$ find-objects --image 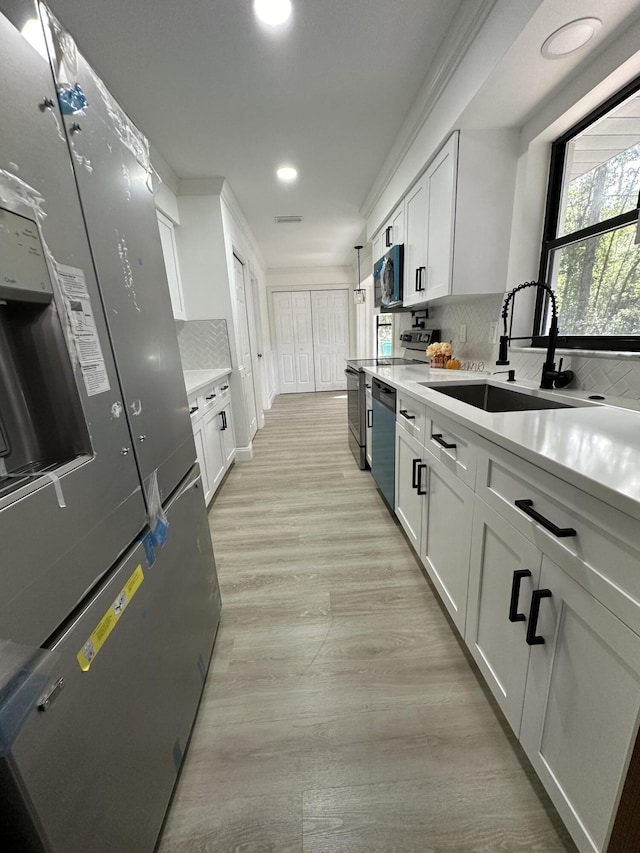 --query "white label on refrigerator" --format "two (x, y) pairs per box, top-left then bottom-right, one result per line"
(57, 263), (111, 396)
